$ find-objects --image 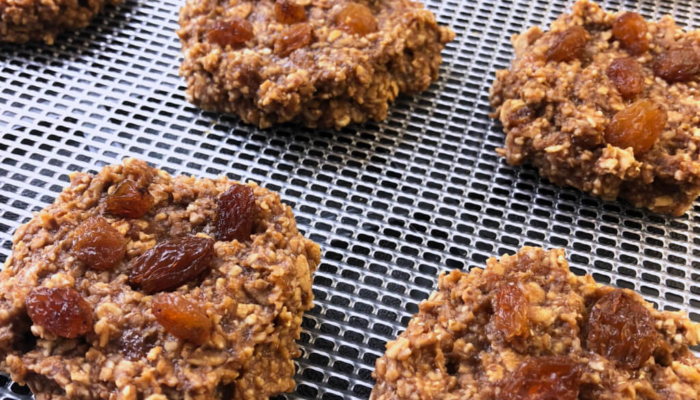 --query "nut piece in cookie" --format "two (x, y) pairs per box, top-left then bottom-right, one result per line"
(0, 0), (122, 44)
(0, 158), (321, 400)
(177, 0), (455, 129)
(371, 247), (700, 400)
(490, 0), (700, 215)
